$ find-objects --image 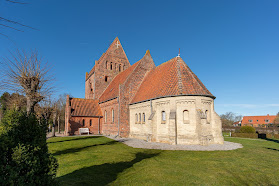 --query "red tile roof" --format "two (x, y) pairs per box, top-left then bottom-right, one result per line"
(70, 98), (102, 117)
(242, 115), (276, 125)
(131, 57), (214, 103)
(99, 61), (140, 103)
